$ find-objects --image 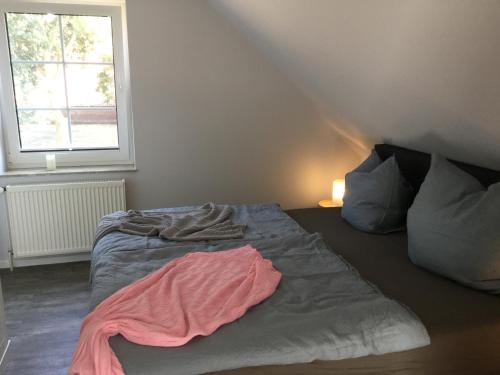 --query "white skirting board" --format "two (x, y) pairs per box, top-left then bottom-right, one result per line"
(0, 339), (10, 368)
